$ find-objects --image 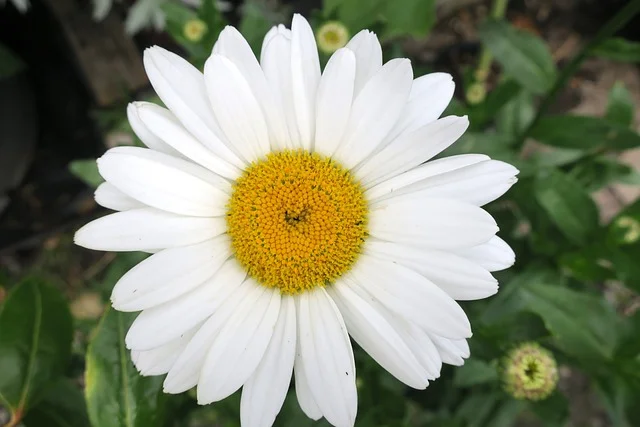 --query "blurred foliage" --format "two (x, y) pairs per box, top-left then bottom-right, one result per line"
(3, 0), (640, 426)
